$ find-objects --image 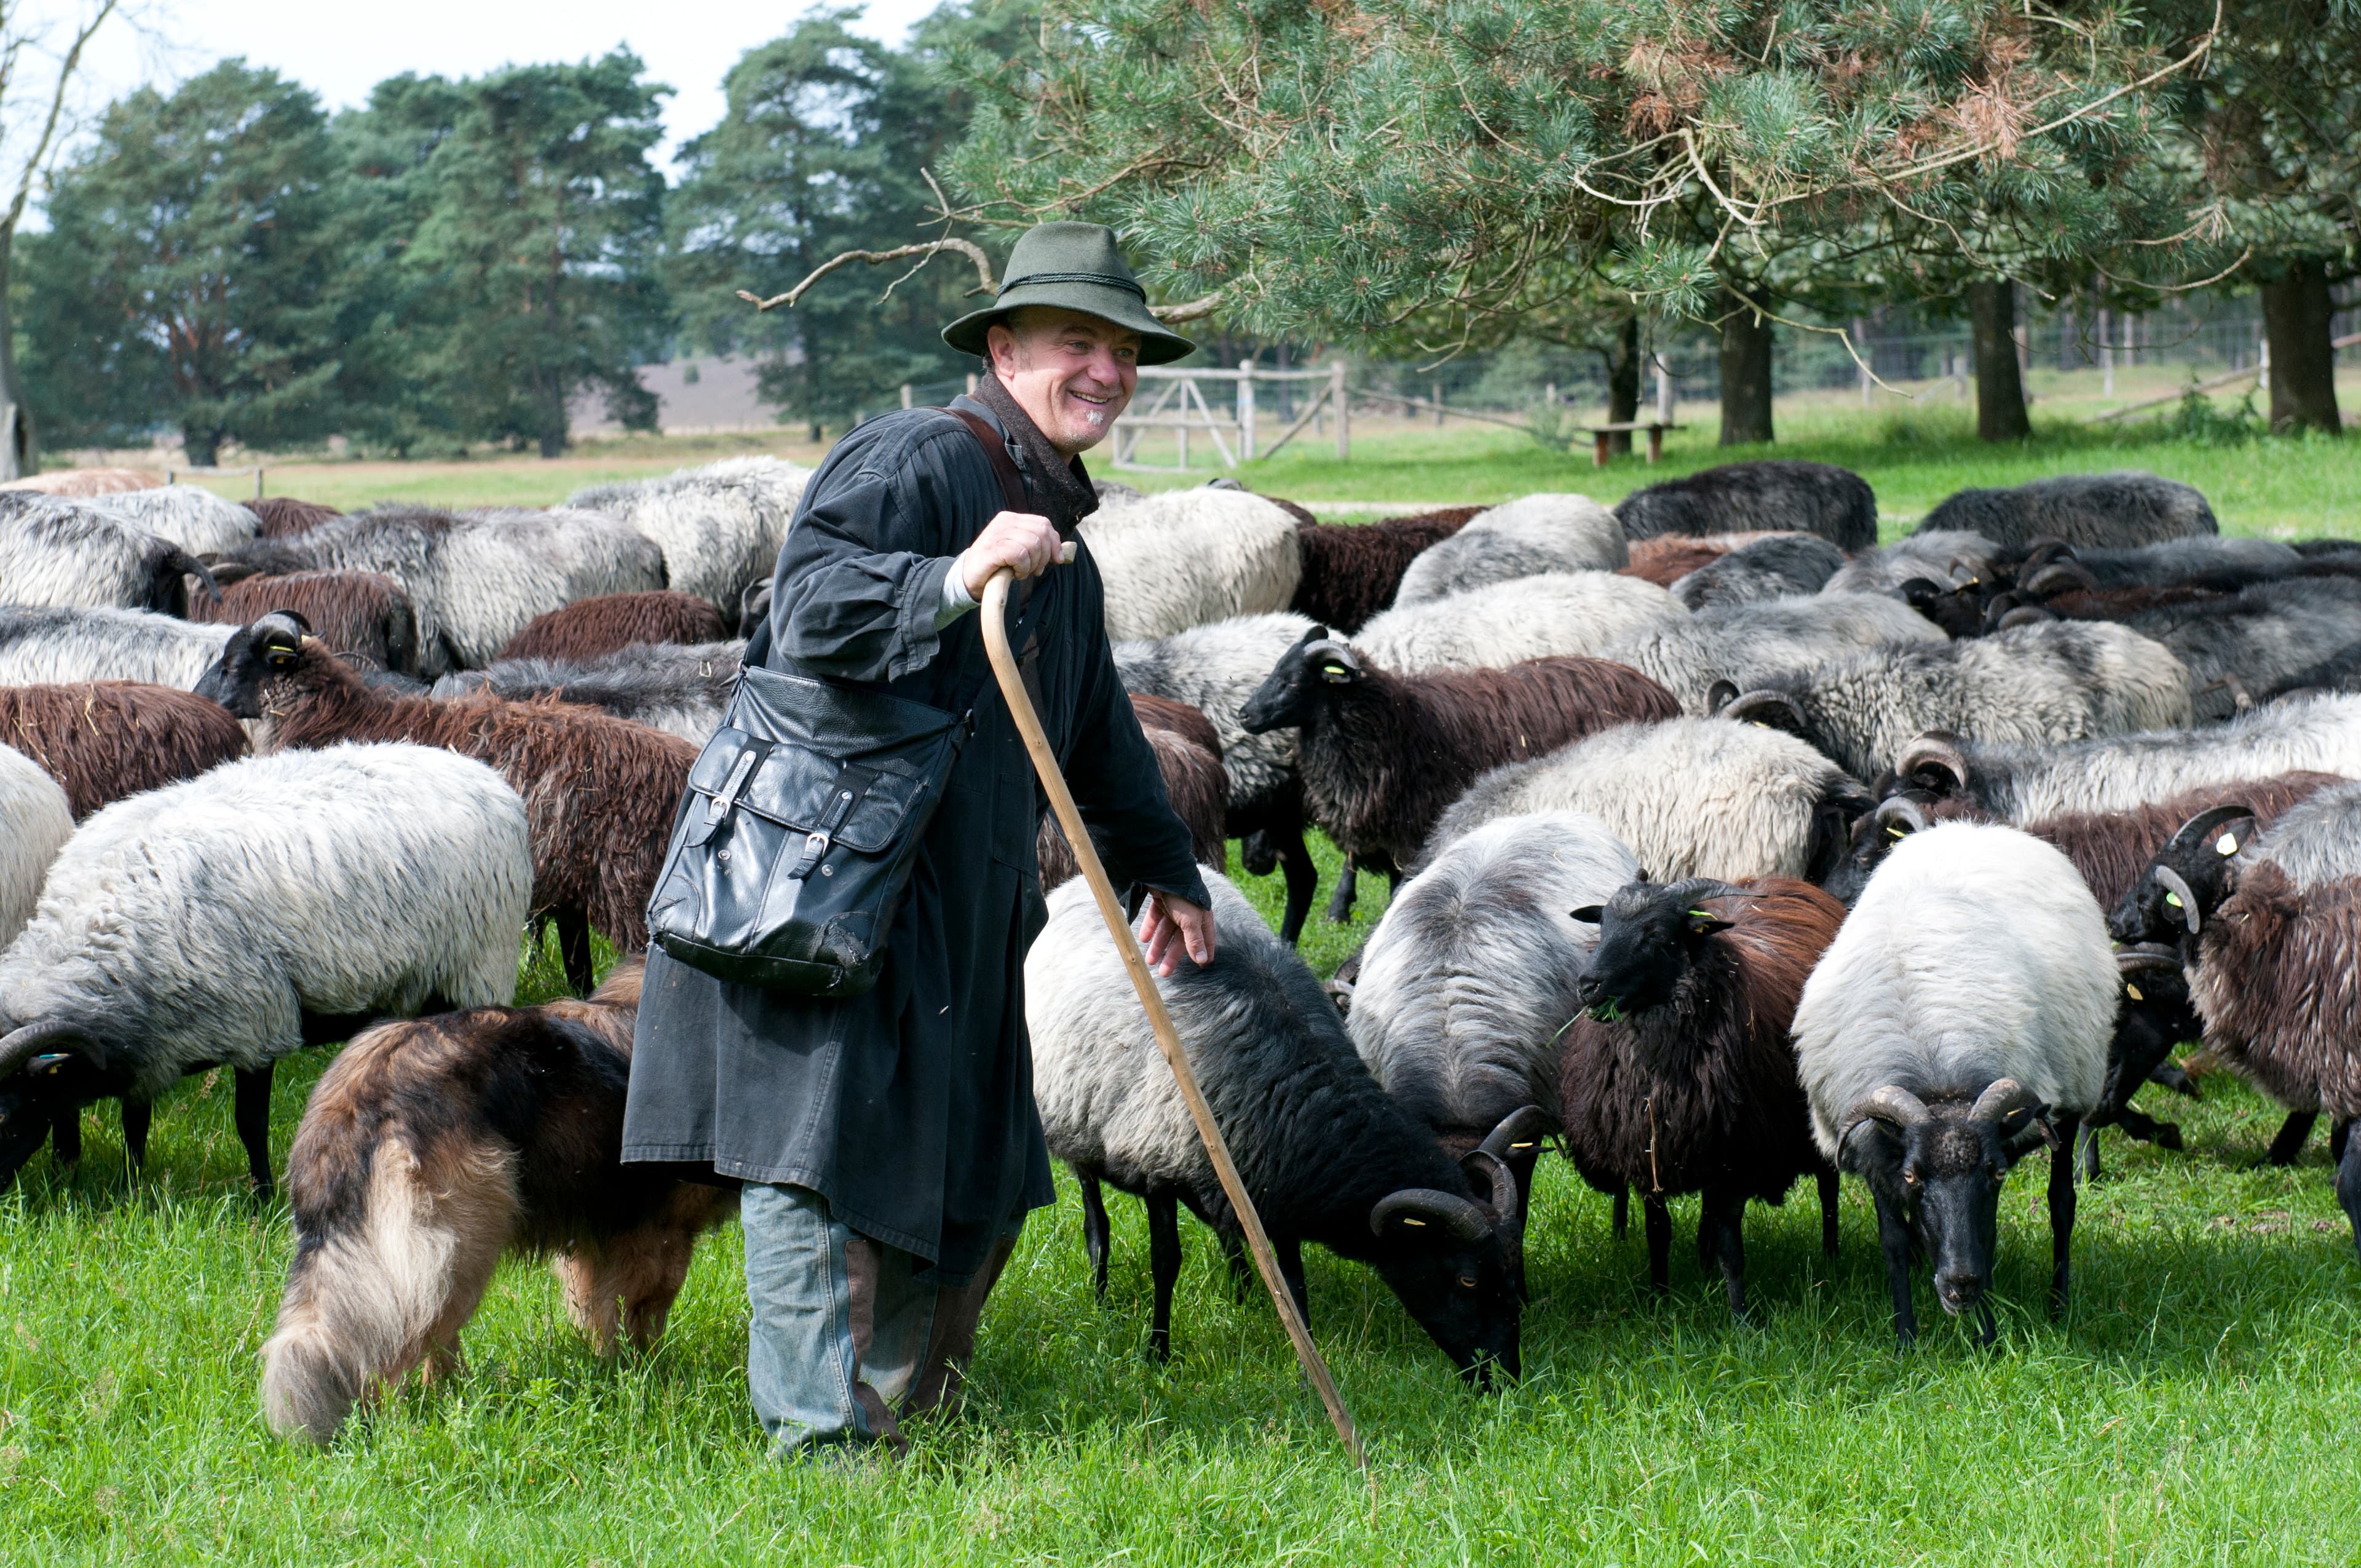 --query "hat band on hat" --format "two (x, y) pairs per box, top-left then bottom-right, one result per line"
(997, 270), (1148, 301)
